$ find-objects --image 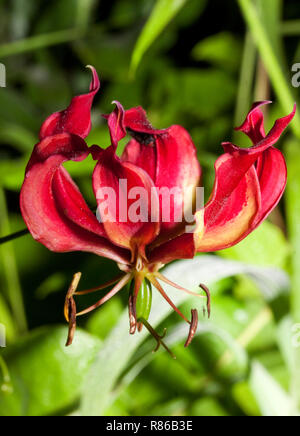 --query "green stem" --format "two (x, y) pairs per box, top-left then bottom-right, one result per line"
(237, 0), (300, 138)
(0, 28), (82, 59)
(0, 188), (27, 333)
(76, 0), (95, 32)
(233, 31), (257, 137)
(0, 229), (29, 245)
